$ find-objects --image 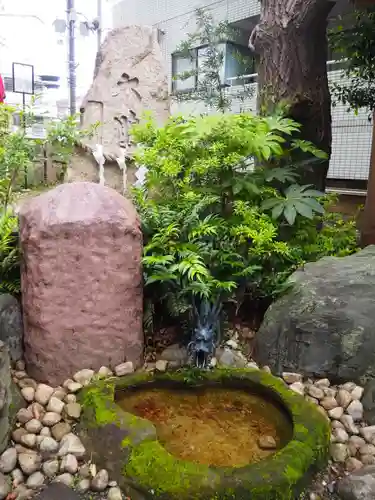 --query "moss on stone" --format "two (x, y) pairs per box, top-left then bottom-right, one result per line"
(79, 368), (330, 499)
